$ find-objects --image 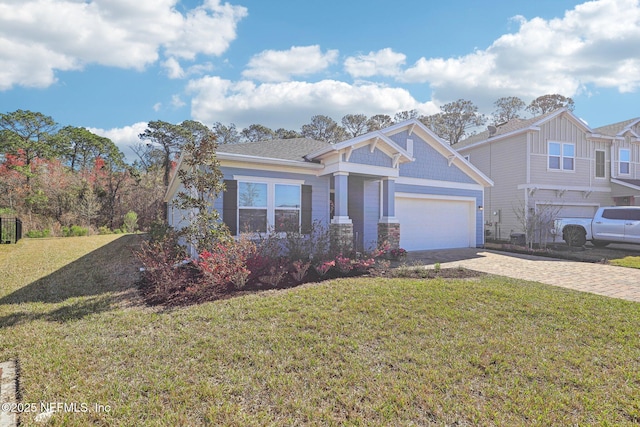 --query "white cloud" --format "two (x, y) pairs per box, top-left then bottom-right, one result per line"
(163, 57), (185, 79)
(398, 0), (640, 98)
(0, 0), (247, 89)
(164, 0), (248, 60)
(153, 102), (162, 112)
(242, 45), (339, 82)
(89, 122), (149, 163)
(186, 76), (438, 129)
(171, 94), (186, 108)
(344, 48), (406, 78)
